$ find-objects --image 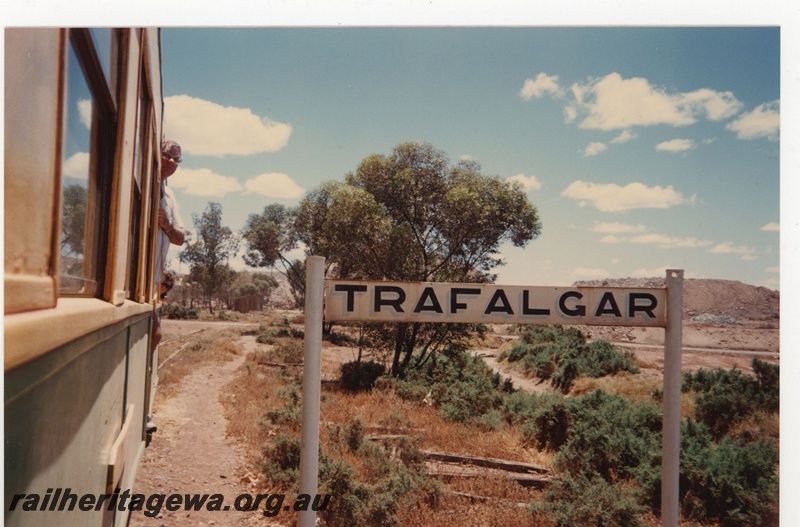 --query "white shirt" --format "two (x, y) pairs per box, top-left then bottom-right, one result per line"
(155, 184), (184, 284)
